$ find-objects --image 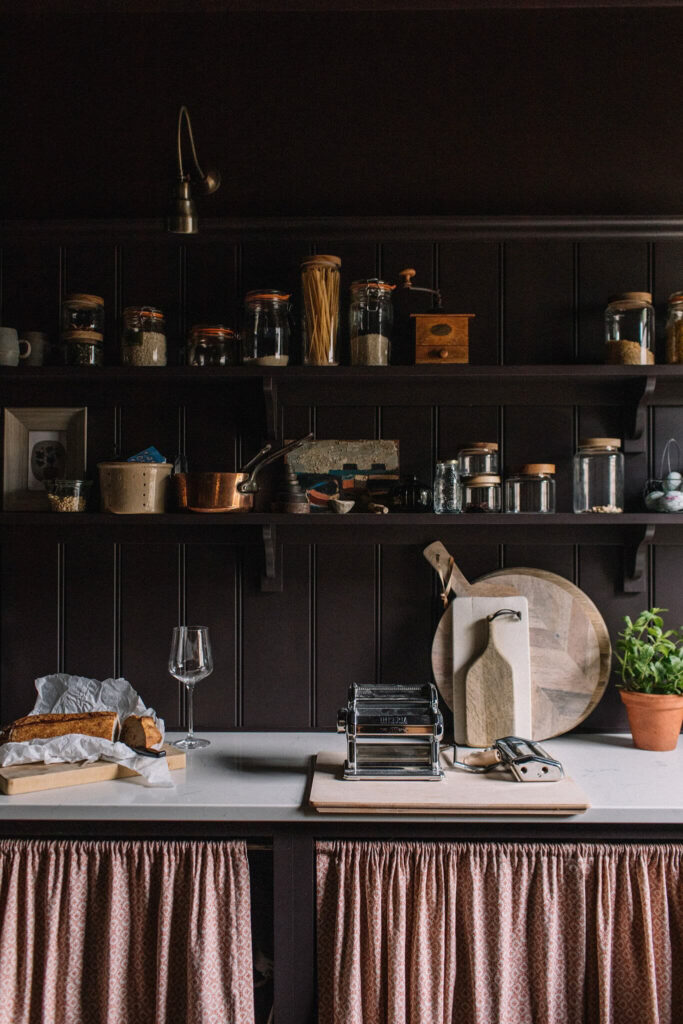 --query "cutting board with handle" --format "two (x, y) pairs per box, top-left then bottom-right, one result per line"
(427, 546), (611, 742)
